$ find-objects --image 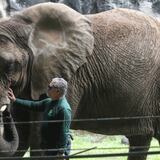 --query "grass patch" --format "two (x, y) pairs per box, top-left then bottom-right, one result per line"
(71, 130), (160, 160)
